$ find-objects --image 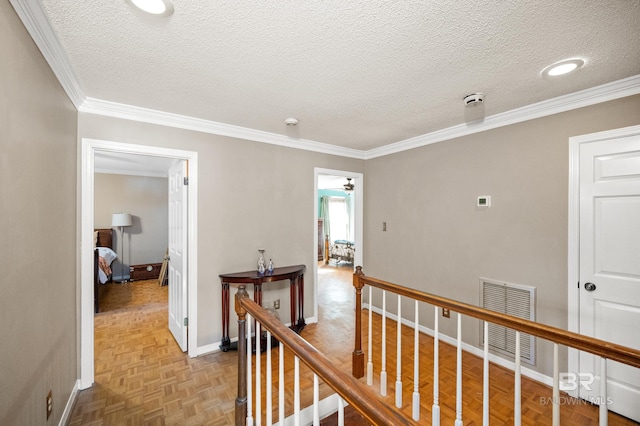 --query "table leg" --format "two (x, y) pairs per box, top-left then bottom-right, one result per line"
(220, 281), (230, 351)
(298, 273), (305, 328)
(289, 278), (296, 328)
(254, 283), (262, 306)
(289, 274), (306, 333)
